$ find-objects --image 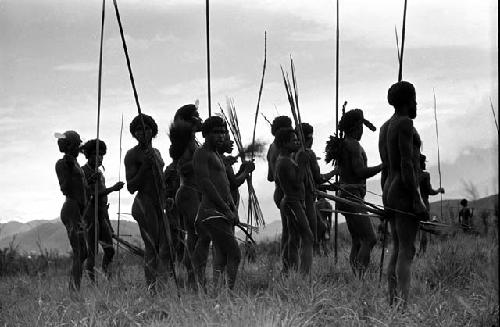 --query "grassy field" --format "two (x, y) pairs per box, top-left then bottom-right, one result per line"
(1, 229), (498, 326)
